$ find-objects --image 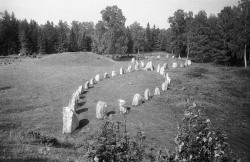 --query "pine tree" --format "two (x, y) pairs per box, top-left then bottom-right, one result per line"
(19, 19), (30, 55)
(68, 28), (77, 52)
